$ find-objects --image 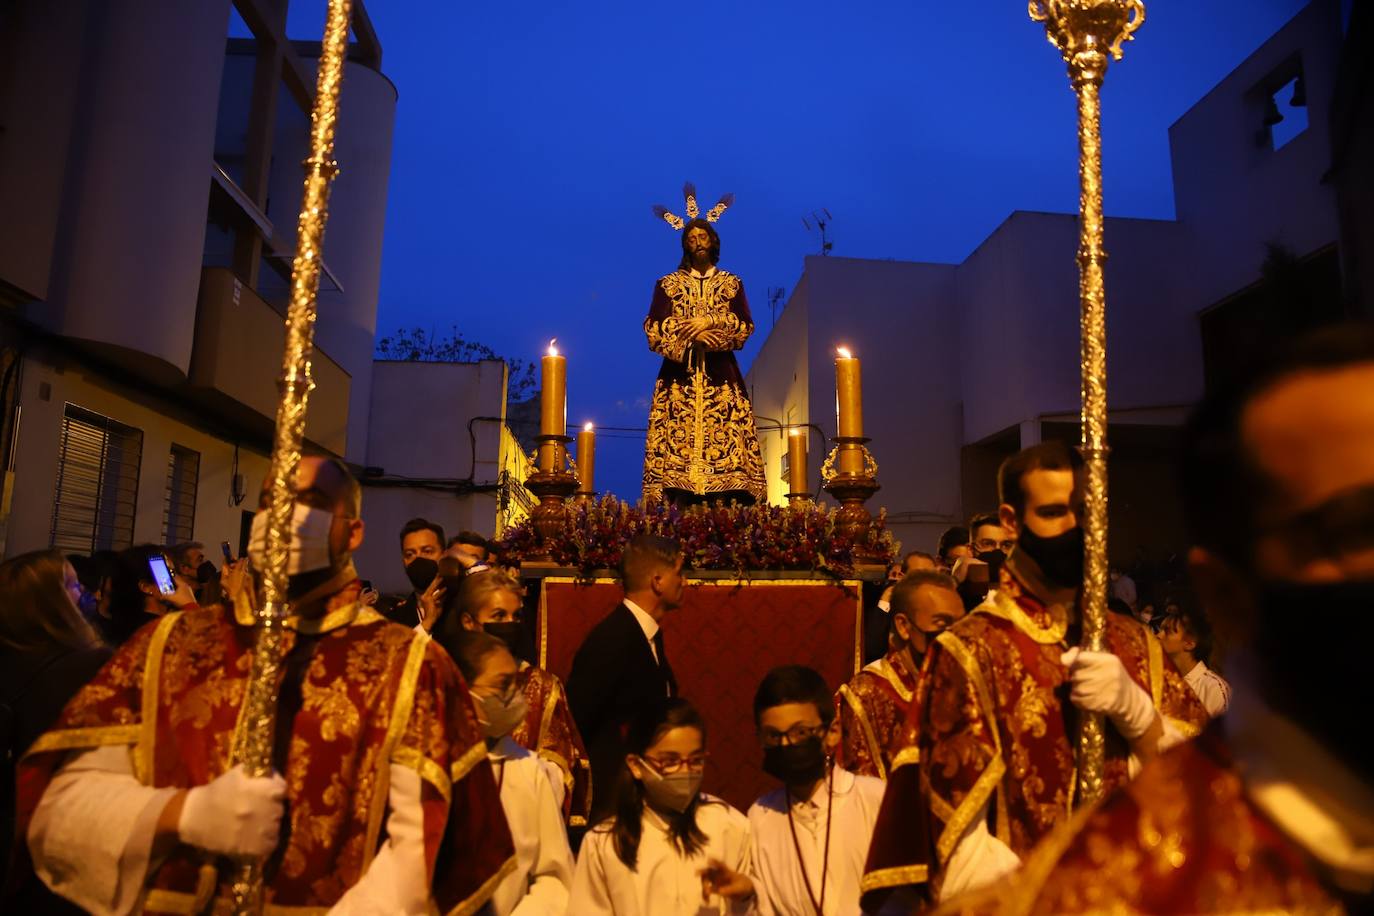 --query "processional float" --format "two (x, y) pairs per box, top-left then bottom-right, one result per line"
(1029, 0), (1146, 806)
(230, 0), (354, 911)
